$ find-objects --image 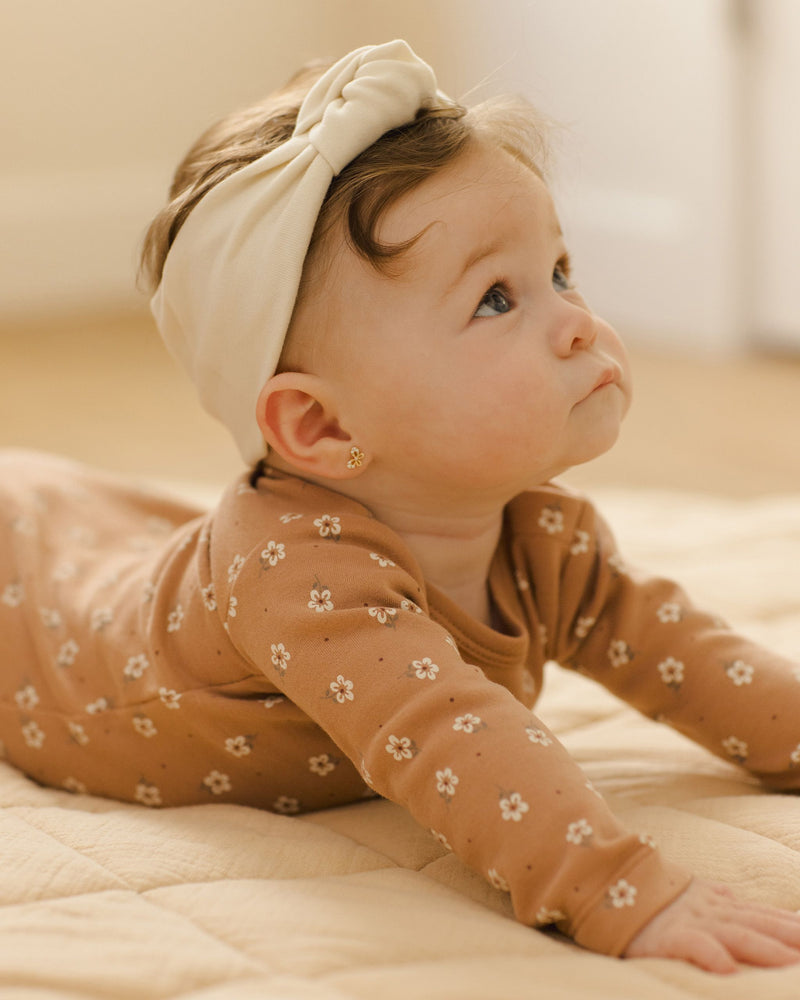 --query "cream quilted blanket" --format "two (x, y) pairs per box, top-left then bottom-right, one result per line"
(3, 486), (800, 999)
